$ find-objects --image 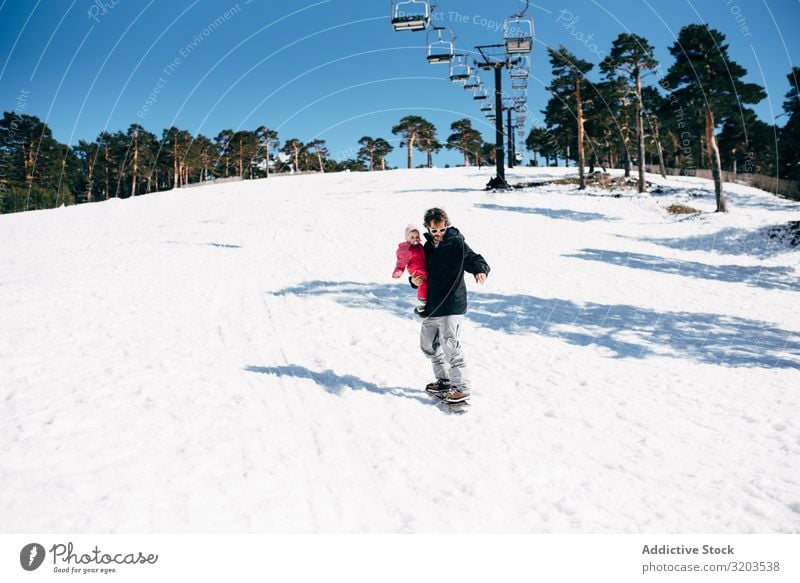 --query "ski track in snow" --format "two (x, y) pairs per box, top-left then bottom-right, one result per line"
(1, 167), (798, 533)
